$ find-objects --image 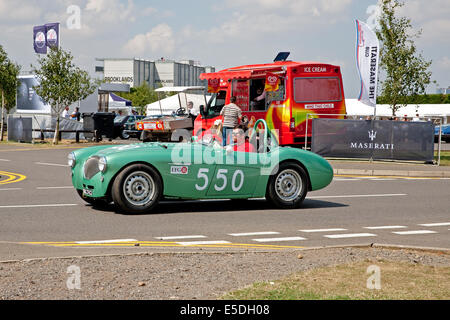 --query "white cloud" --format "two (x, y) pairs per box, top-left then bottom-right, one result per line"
(437, 56), (450, 70)
(202, 0), (354, 44)
(141, 7), (157, 17)
(123, 24), (175, 56)
(84, 0), (136, 23)
(224, 0), (352, 15)
(420, 19), (450, 45)
(0, 0), (42, 21)
(398, 0), (450, 44)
